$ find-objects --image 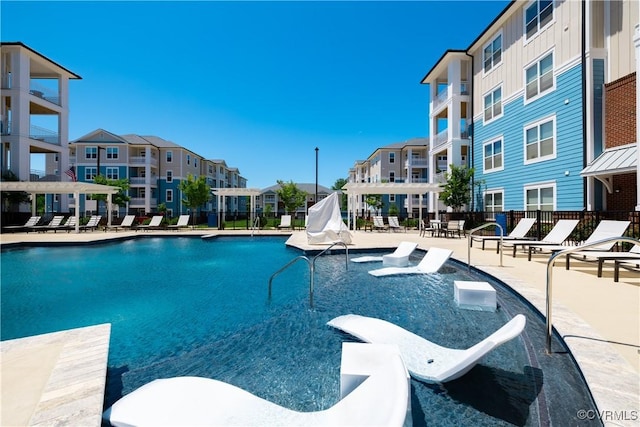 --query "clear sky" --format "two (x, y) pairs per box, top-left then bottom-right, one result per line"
(2, 0), (510, 189)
